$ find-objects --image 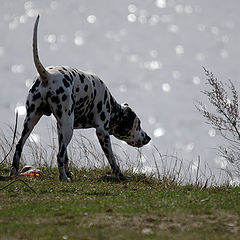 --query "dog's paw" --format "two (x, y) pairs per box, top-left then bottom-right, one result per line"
(66, 177), (72, 183)
(59, 174), (72, 183)
(66, 171), (73, 180)
(117, 172), (129, 181)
